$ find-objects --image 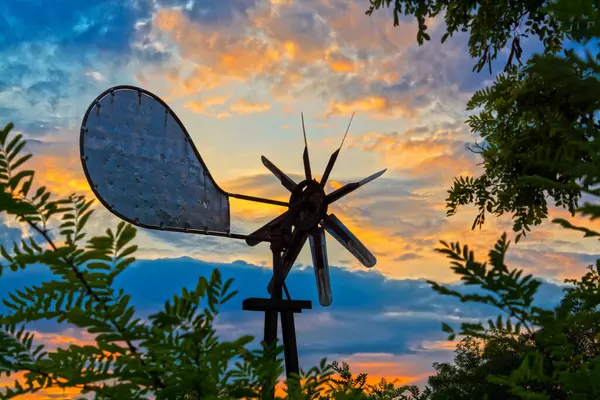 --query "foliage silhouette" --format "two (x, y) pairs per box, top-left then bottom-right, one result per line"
(368, 0), (600, 398)
(367, 0), (600, 242)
